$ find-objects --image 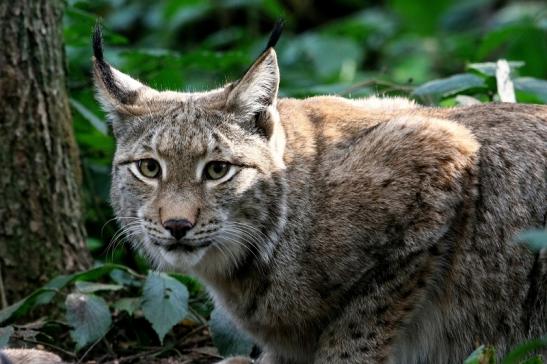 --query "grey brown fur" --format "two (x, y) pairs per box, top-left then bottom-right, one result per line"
(90, 30), (547, 364)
